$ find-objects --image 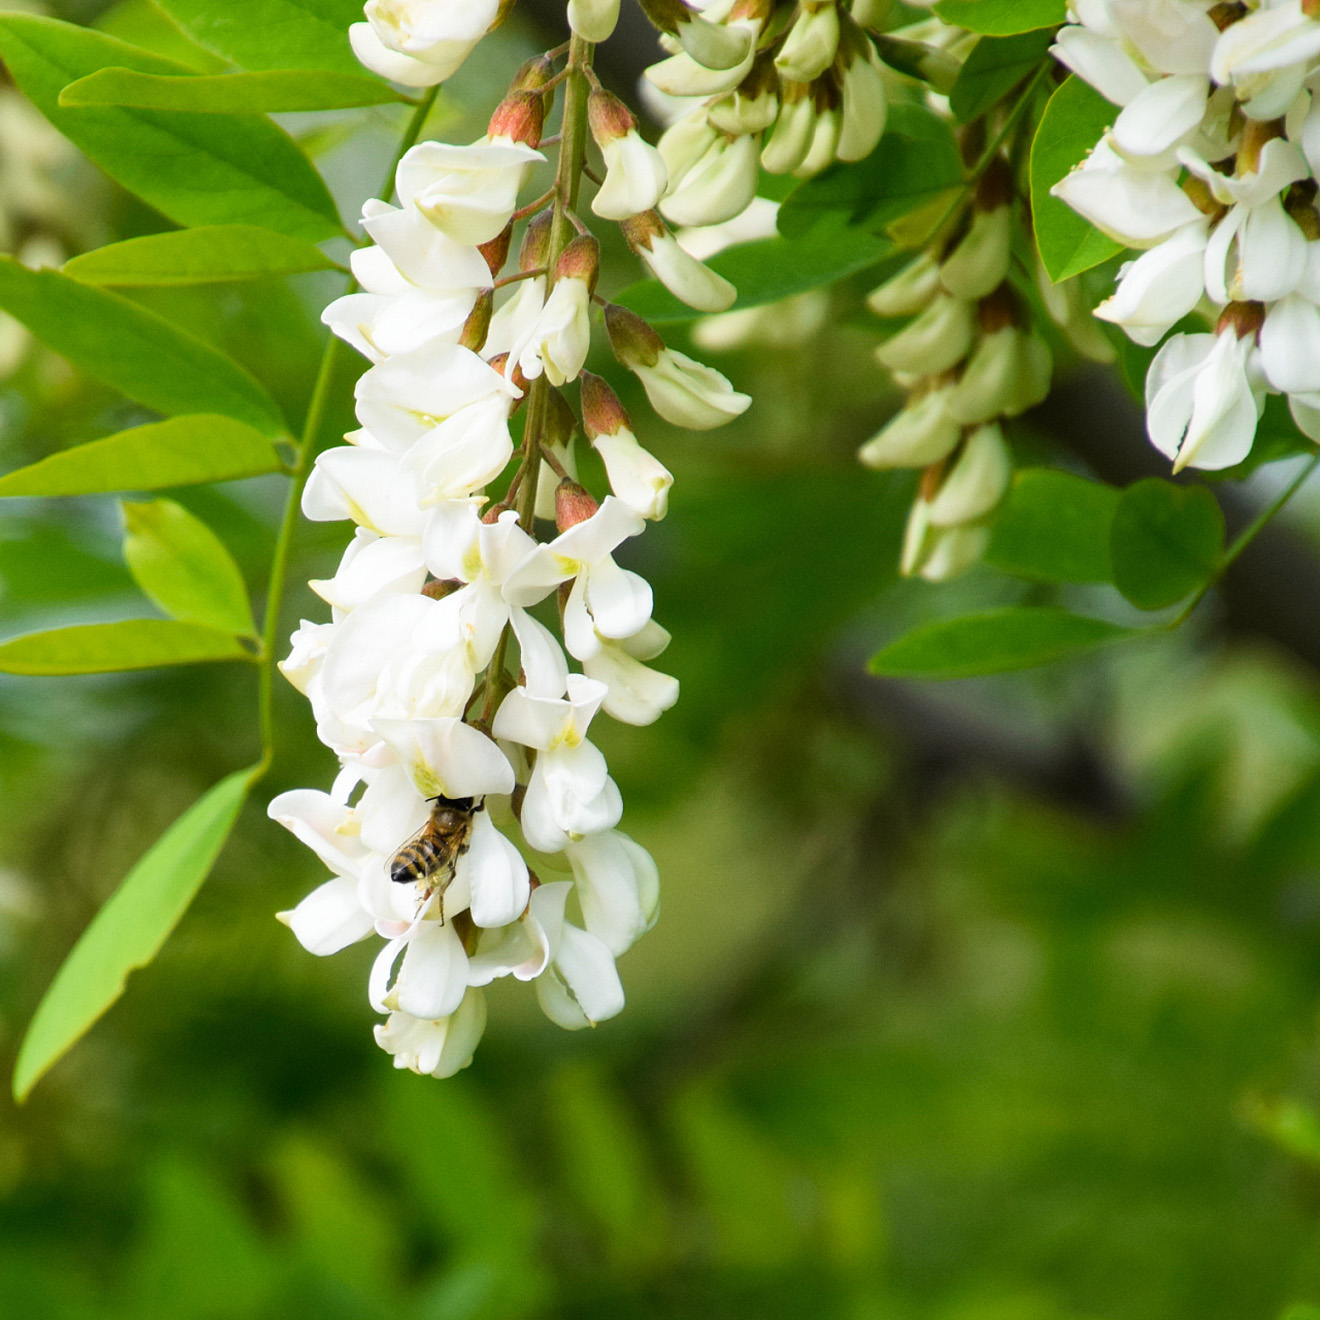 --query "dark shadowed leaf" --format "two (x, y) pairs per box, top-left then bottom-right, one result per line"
(869, 607), (1136, 679)
(986, 468), (1119, 583)
(61, 67), (409, 112)
(0, 15), (343, 241)
(1030, 75), (1124, 282)
(0, 620), (252, 674)
(1110, 478), (1225, 610)
(0, 416), (282, 496)
(0, 259), (286, 436)
(12, 766), (254, 1101)
(949, 30), (1053, 124)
